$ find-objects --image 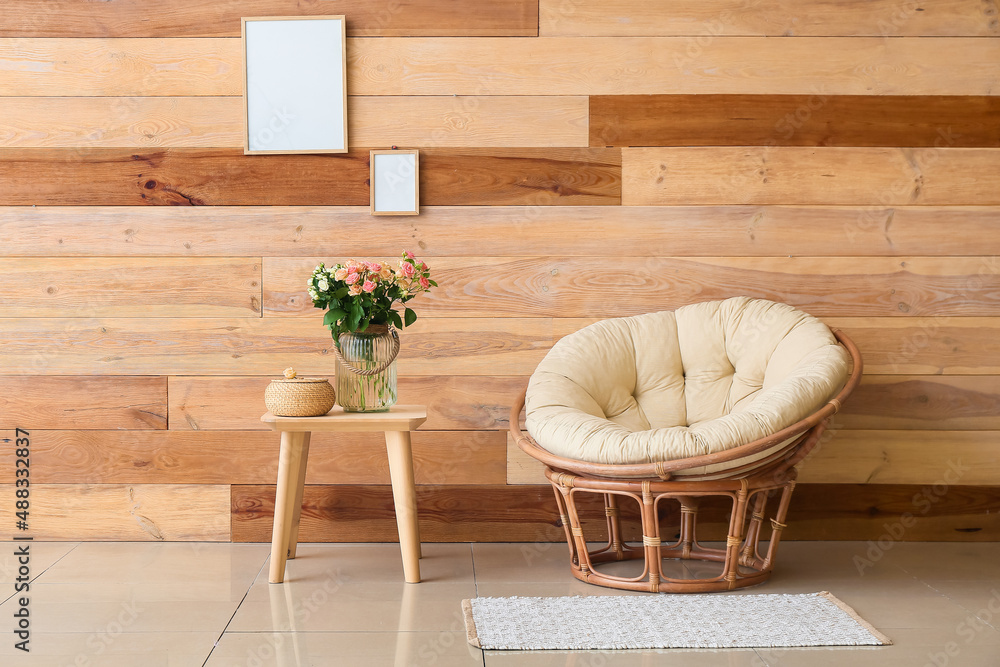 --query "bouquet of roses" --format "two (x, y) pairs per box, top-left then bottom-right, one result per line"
(308, 251), (436, 338)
